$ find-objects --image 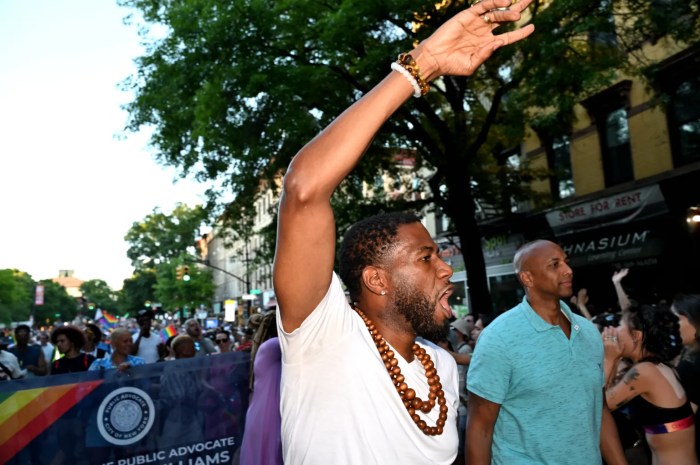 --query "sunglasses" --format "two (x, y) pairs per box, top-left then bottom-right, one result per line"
(215, 338), (229, 344)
